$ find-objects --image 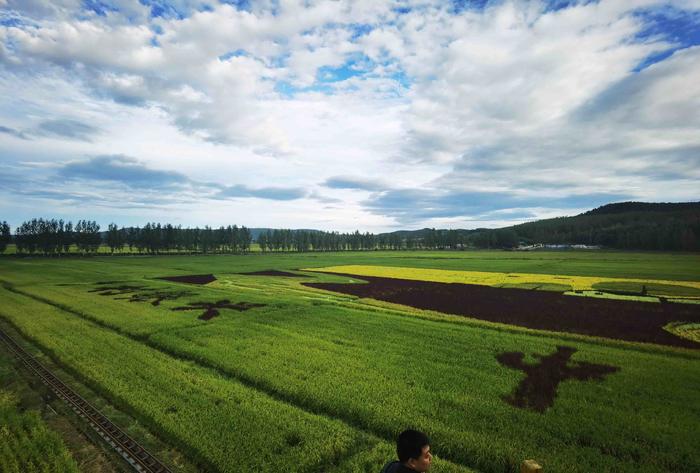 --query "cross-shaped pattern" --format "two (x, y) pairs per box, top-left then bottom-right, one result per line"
(172, 300), (266, 320)
(497, 346), (619, 412)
